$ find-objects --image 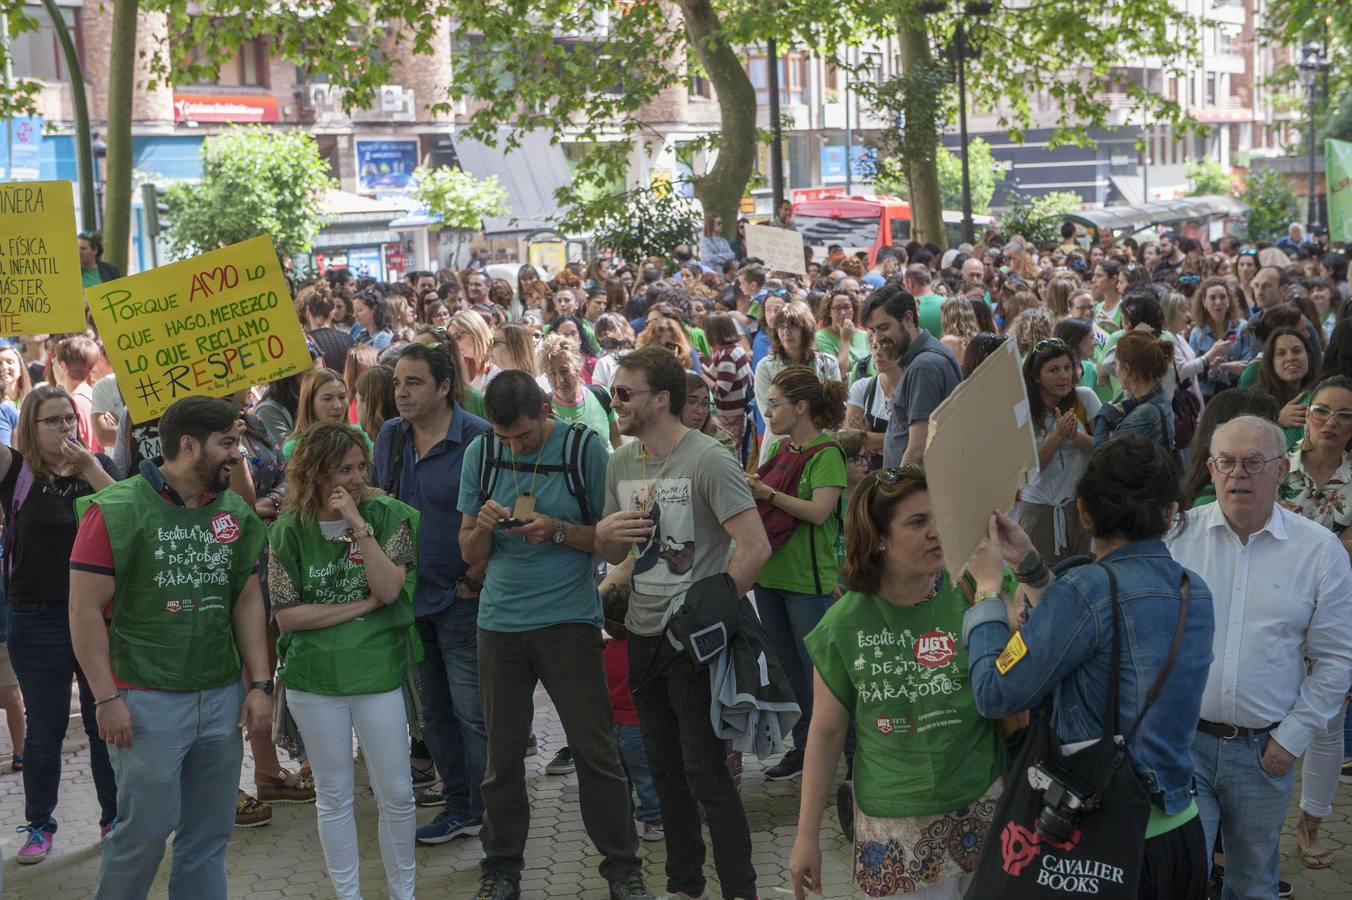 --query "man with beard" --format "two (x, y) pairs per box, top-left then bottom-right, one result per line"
(68, 396), (272, 899)
(595, 347), (770, 900)
(863, 283), (963, 468)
